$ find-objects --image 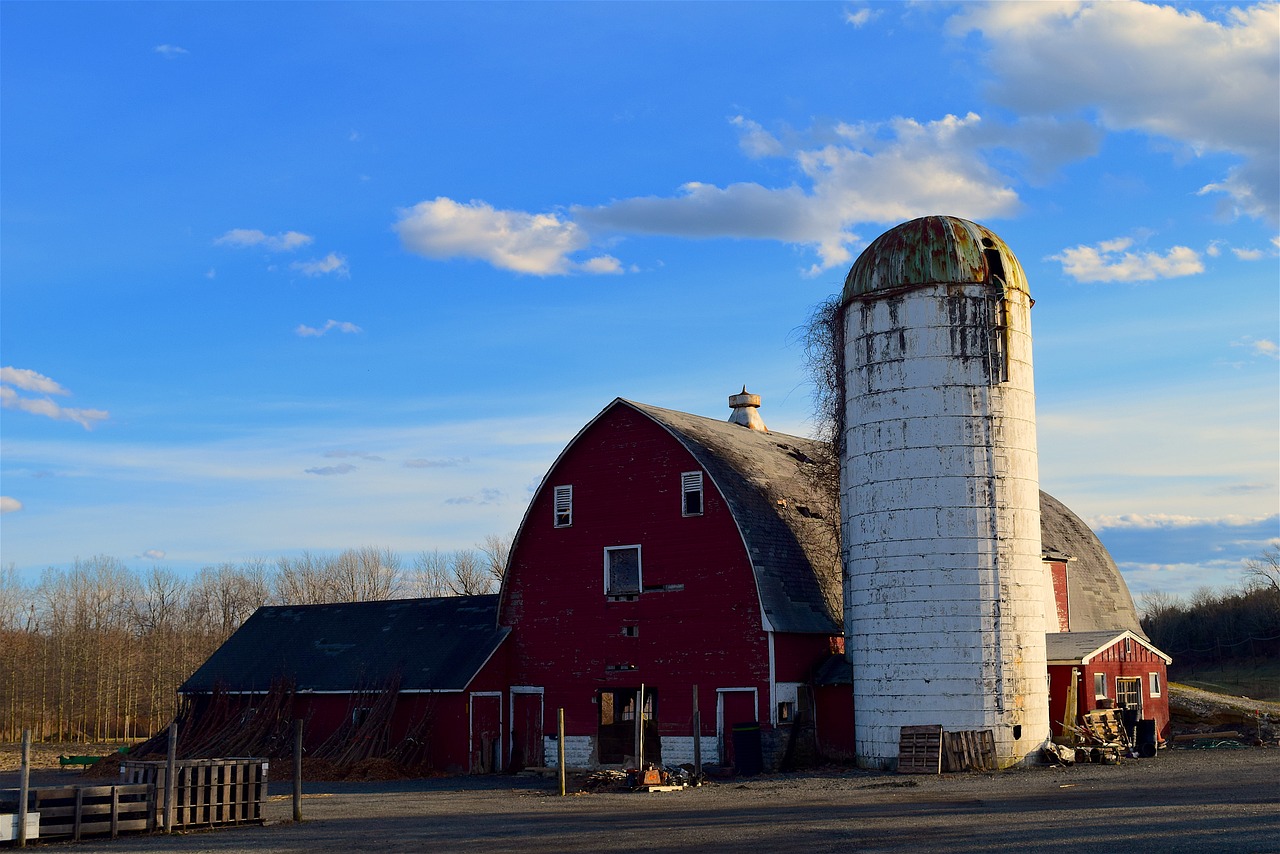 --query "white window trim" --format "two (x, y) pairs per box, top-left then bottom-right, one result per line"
(1149, 672), (1162, 697)
(1093, 672), (1107, 699)
(553, 484), (572, 528)
(604, 544), (642, 597)
(681, 470), (704, 517)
